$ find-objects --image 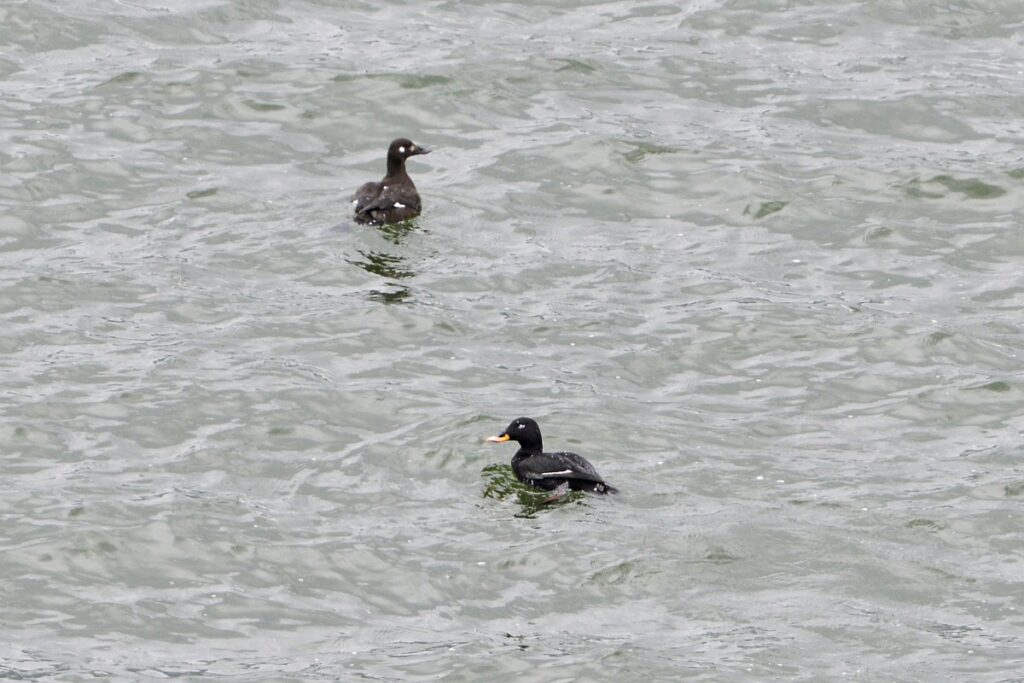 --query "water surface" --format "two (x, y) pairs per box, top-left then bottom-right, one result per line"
(2, 0), (1024, 680)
